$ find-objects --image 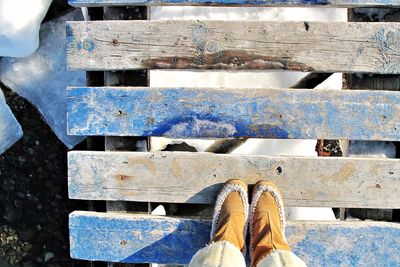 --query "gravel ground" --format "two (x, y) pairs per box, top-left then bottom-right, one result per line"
(0, 2), (89, 266)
